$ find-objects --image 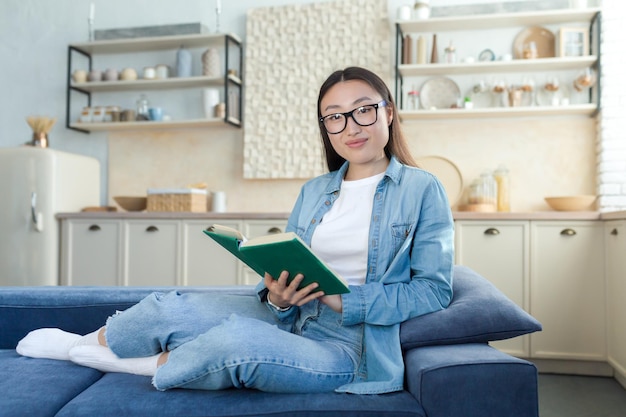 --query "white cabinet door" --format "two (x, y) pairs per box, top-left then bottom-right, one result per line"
(530, 221), (605, 361)
(182, 220), (242, 286)
(240, 220), (289, 286)
(455, 220), (530, 357)
(60, 219), (122, 286)
(605, 220), (626, 386)
(124, 220), (180, 286)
